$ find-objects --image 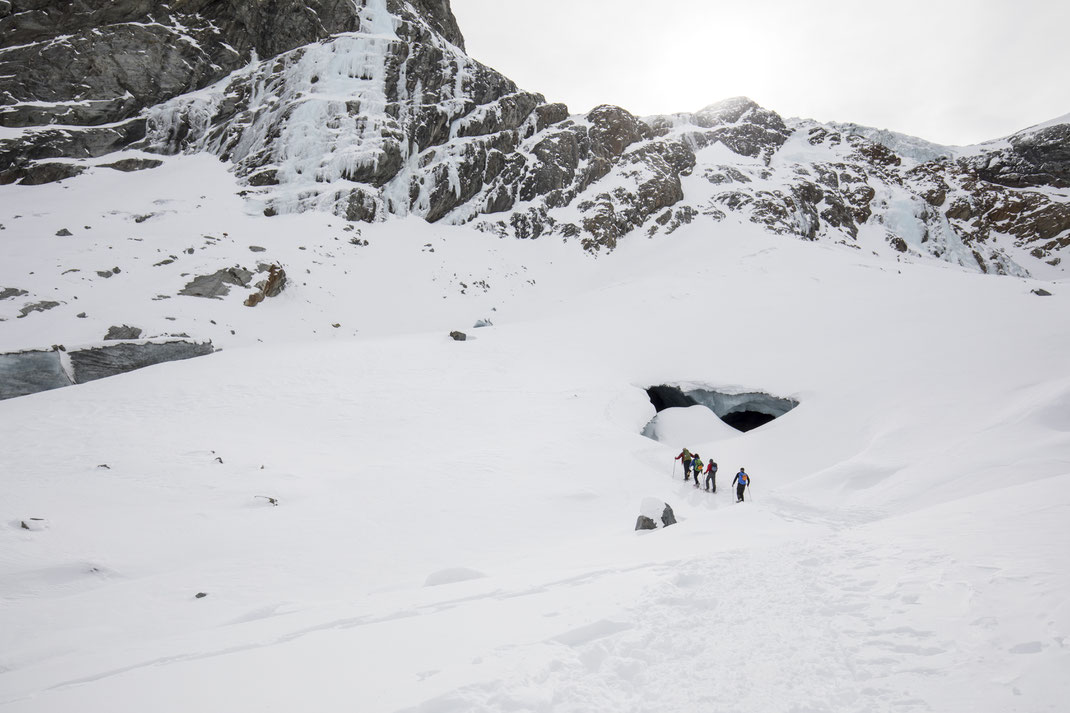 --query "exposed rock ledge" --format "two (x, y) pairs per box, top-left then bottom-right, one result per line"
(0, 339), (215, 400)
